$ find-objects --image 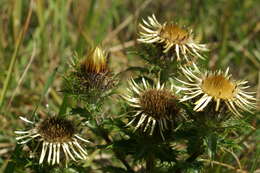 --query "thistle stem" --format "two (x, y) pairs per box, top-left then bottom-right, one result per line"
(146, 154), (155, 173)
